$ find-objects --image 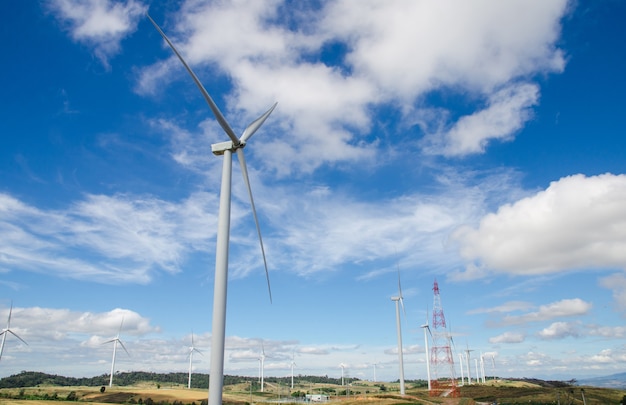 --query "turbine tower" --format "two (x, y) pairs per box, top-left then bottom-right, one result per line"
(259, 344), (266, 392)
(339, 363), (346, 386)
(187, 332), (203, 389)
(458, 353), (465, 385)
(391, 268), (405, 395)
(0, 302), (28, 362)
(464, 346), (474, 384)
(290, 352), (296, 389)
(148, 15), (276, 405)
(429, 279), (459, 397)
(105, 318), (129, 388)
(420, 313), (432, 391)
